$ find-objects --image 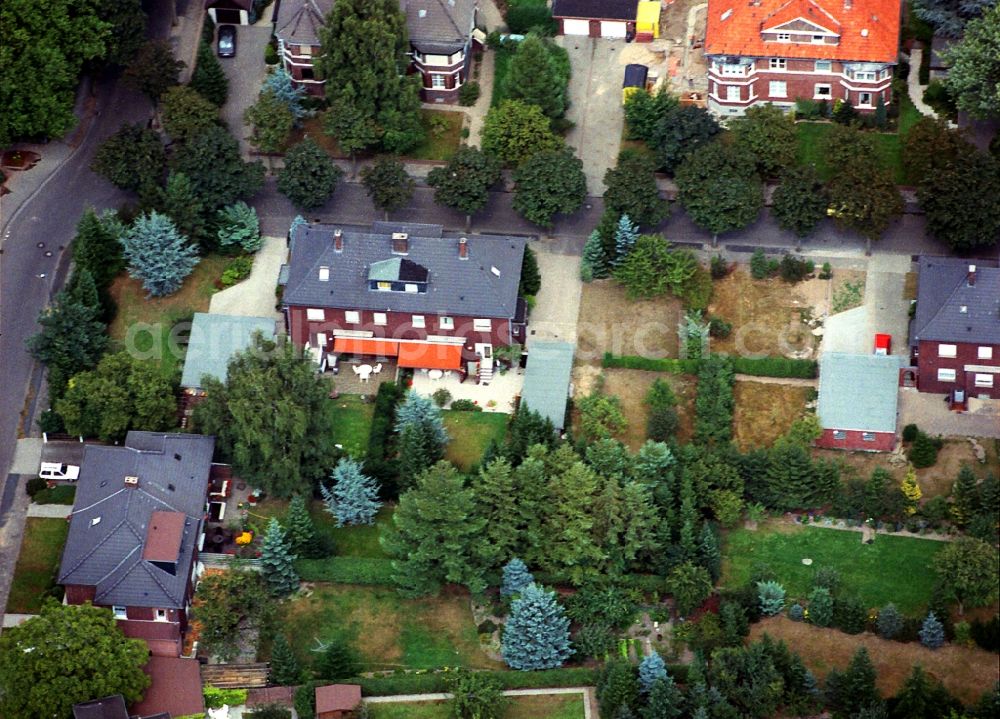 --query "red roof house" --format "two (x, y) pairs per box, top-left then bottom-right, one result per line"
(316, 684), (362, 719)
(704, 0), (901, 116)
